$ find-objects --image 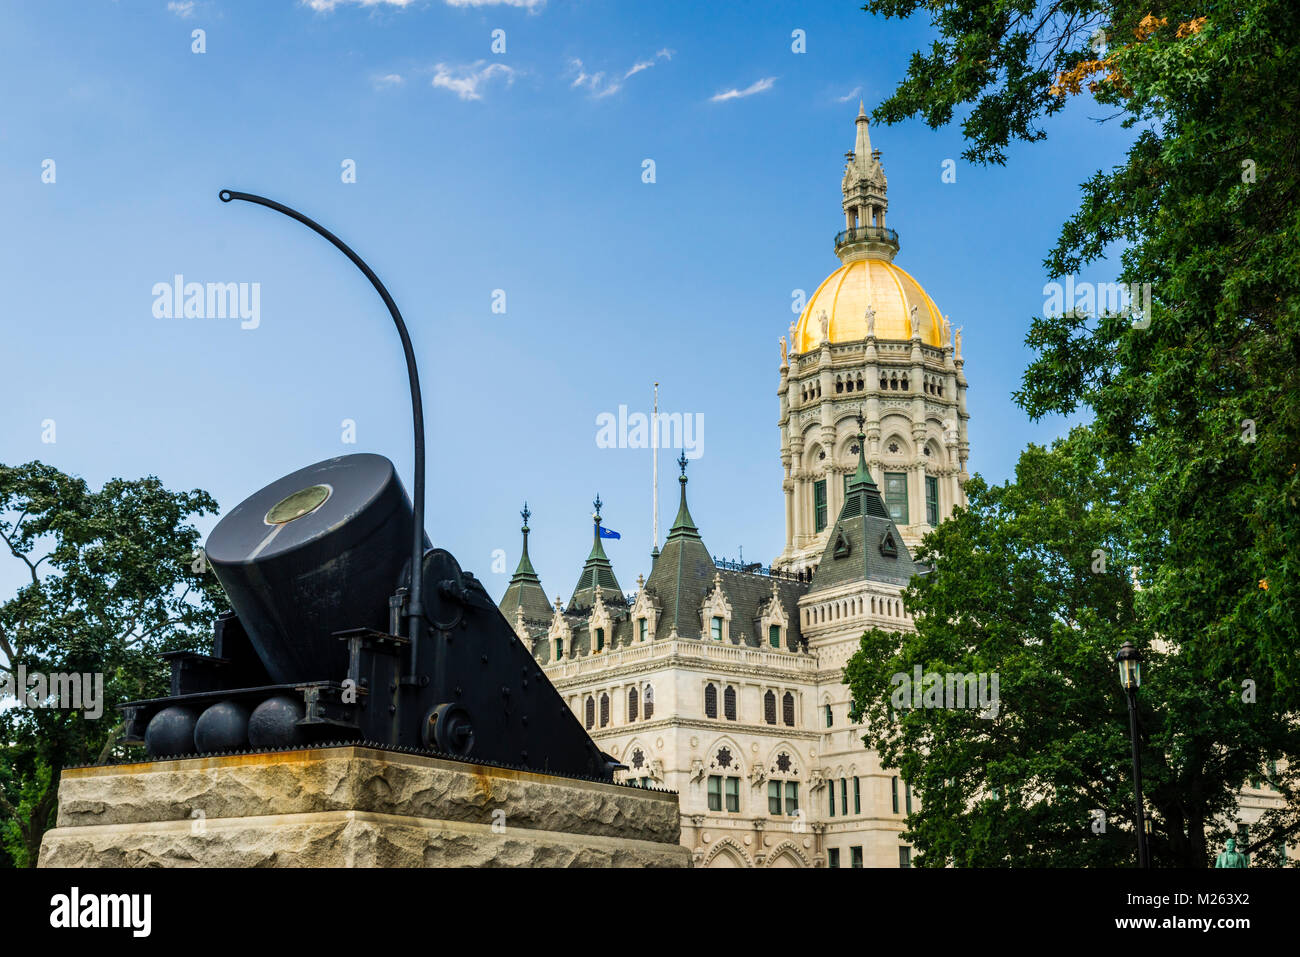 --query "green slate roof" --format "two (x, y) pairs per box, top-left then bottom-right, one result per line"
(808, 427), (922, 591)
(642, 465), (716, 638)
(498, 506), (554, 625)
